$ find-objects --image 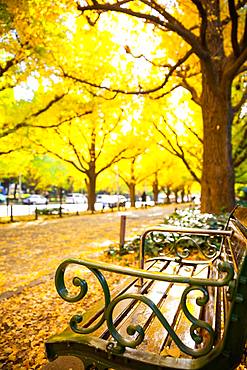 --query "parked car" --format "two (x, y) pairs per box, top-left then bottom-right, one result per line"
(65, 193), (87, 204)
(22, 194), (48, 205)
(0, 194), (6, 203)
(96, 194), (127, 208)
(96, 194), (110, 207)
(114, 195), (128, 207)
